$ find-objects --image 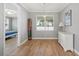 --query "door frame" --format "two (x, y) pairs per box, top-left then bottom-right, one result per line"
(3, 3), (20, 56)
